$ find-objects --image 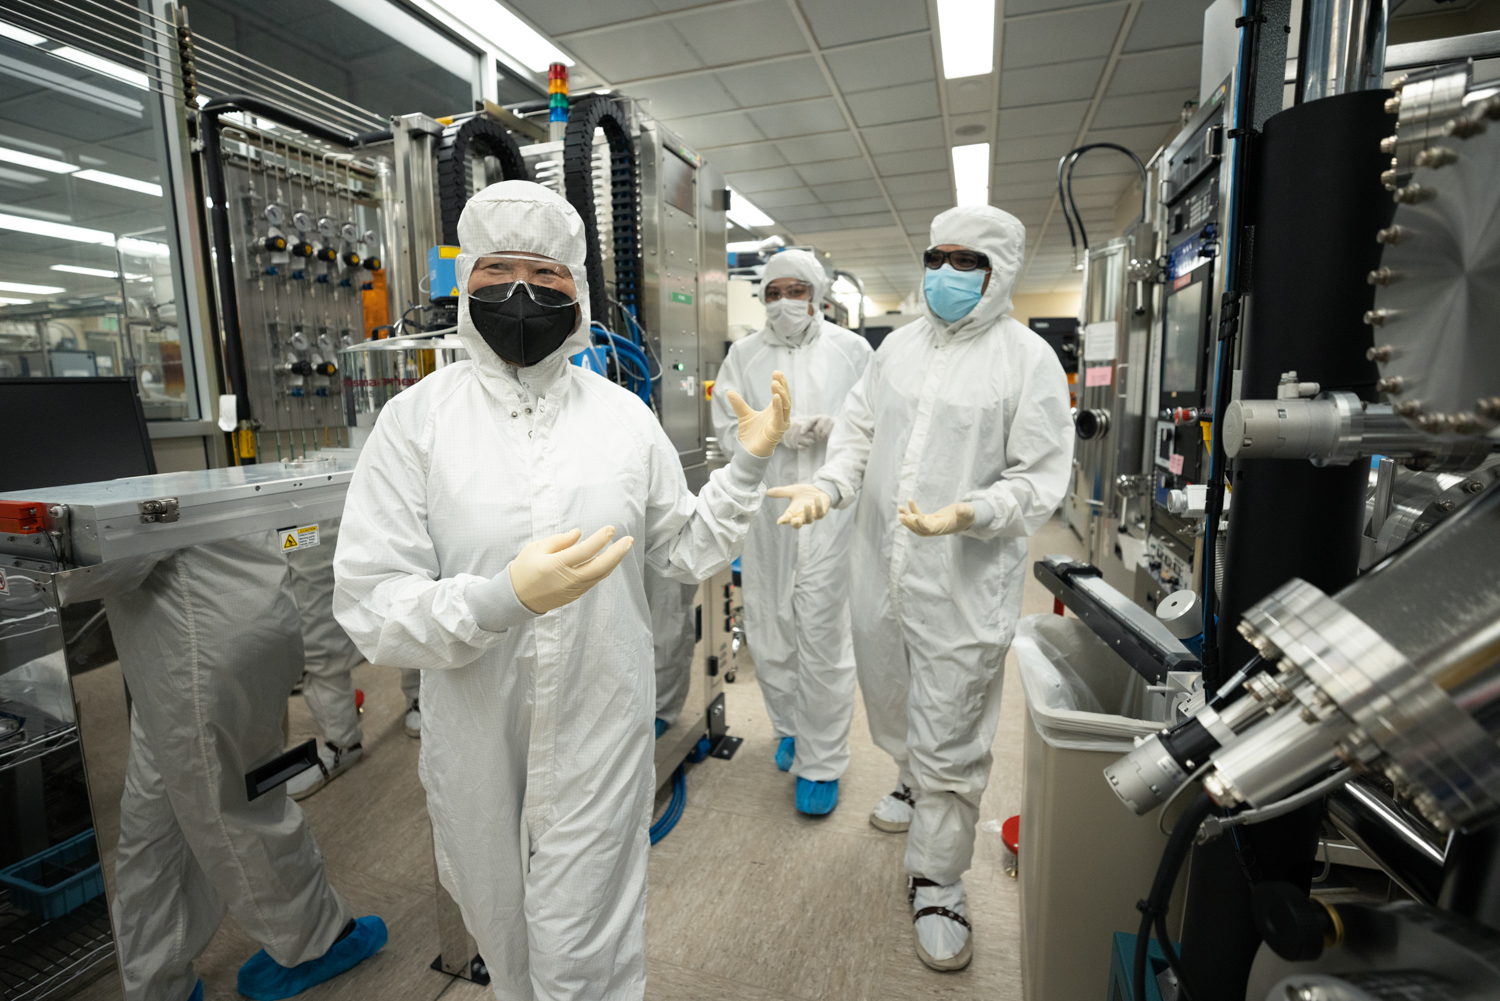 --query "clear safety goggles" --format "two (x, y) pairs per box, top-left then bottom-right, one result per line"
(466, 252), (581, 303)
(763, 280), (813, 302)
(469, 280), (578, 309)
